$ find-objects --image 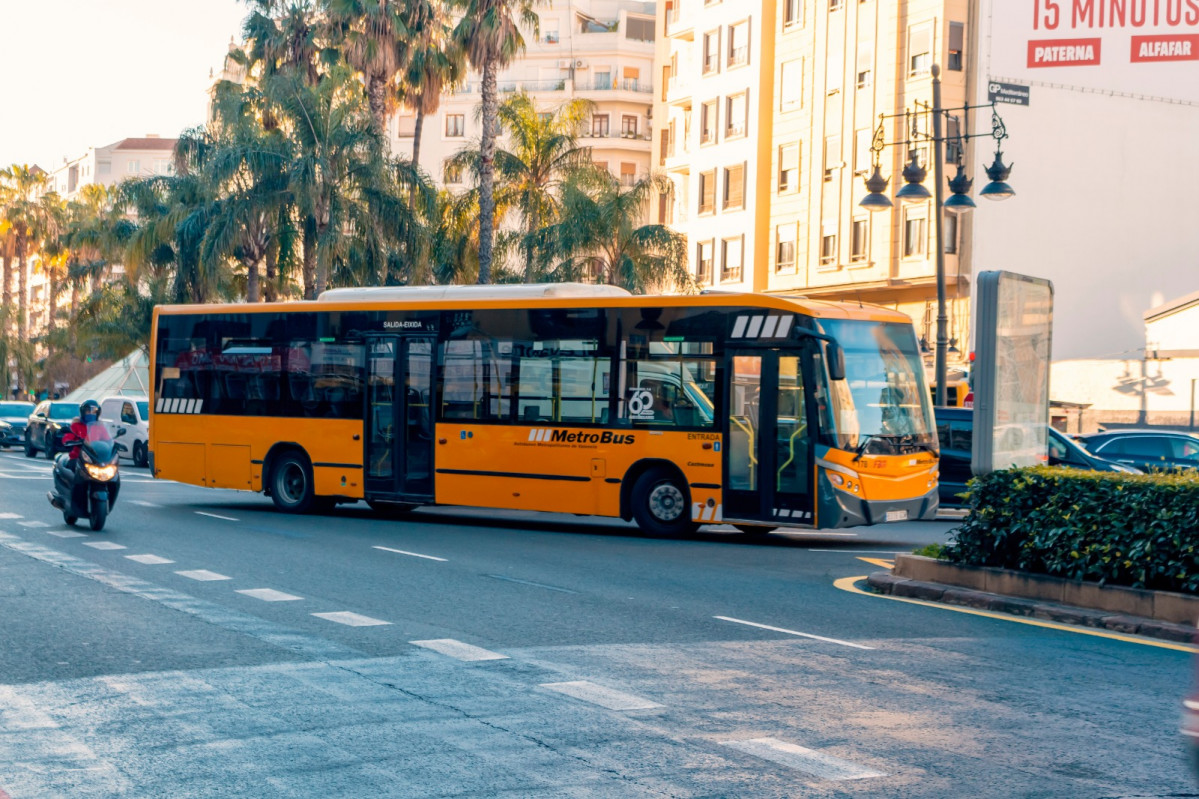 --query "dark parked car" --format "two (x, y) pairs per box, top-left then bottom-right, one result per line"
(935, 407), (1141, 507)
(24, 401), (80, 460)
(0, 400), (35, 448)
(1075, 429), (1199, 473)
